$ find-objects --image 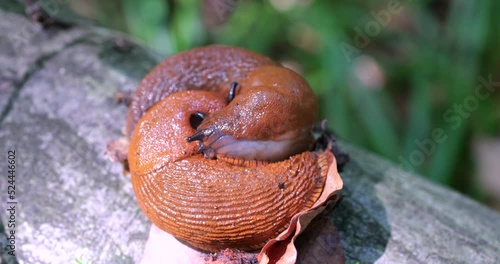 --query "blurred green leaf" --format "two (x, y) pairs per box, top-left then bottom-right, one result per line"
(123, 0), (171, 55)
(170, 0), (204, 52)
(428, 0), (492, 184)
